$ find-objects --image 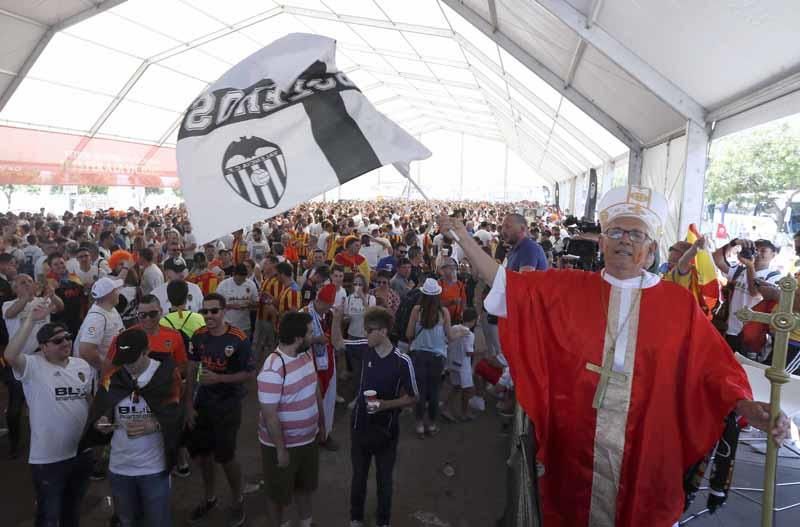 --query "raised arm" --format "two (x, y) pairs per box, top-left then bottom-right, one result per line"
(677, 235), (704, 275)
(437, 213), (499, 285)
(3, 298), (50, 372)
